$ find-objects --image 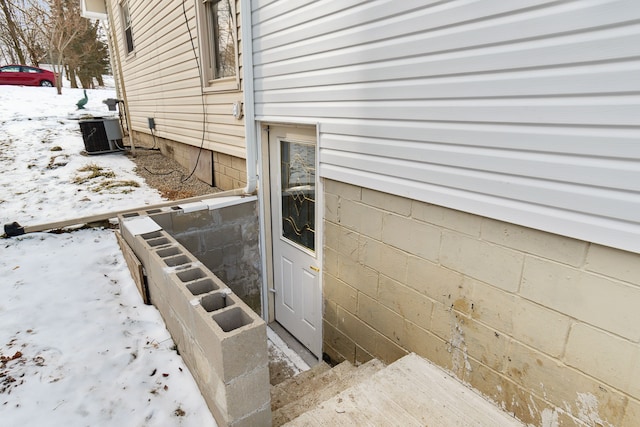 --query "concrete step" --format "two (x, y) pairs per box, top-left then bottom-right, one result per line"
(285, 353), (526, 427)
(271, 360), (332, 411)
(273, 359), (385, 426)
